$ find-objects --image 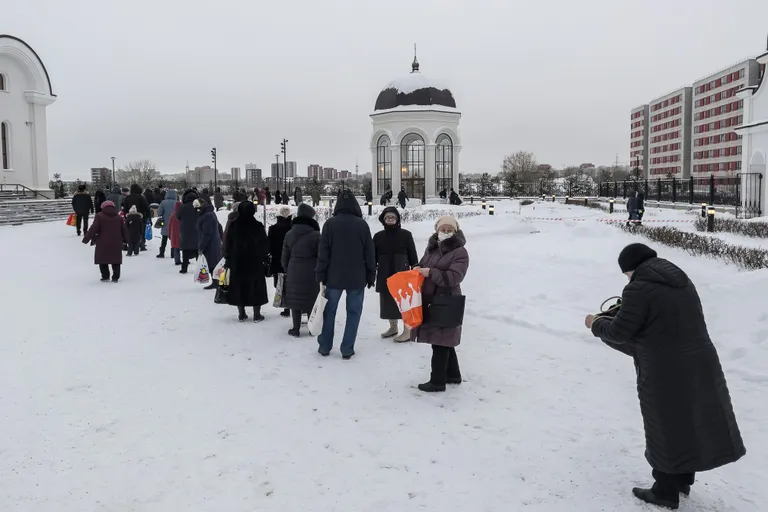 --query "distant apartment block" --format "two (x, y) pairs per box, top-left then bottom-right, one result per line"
(90, 167), (110, 186)
(338, 170), (352, 179)
(691, 60), (762, 183)
(629, 105), (649, 176)
(307, 164), (323, 179)
(631, 57), (766, 184)
(284, 161), (297, 178)
(647, 87), (692, 178)
(231, 167), (241, 182)
(271, 162), (285, 178)
(323, 167), (337, 180)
